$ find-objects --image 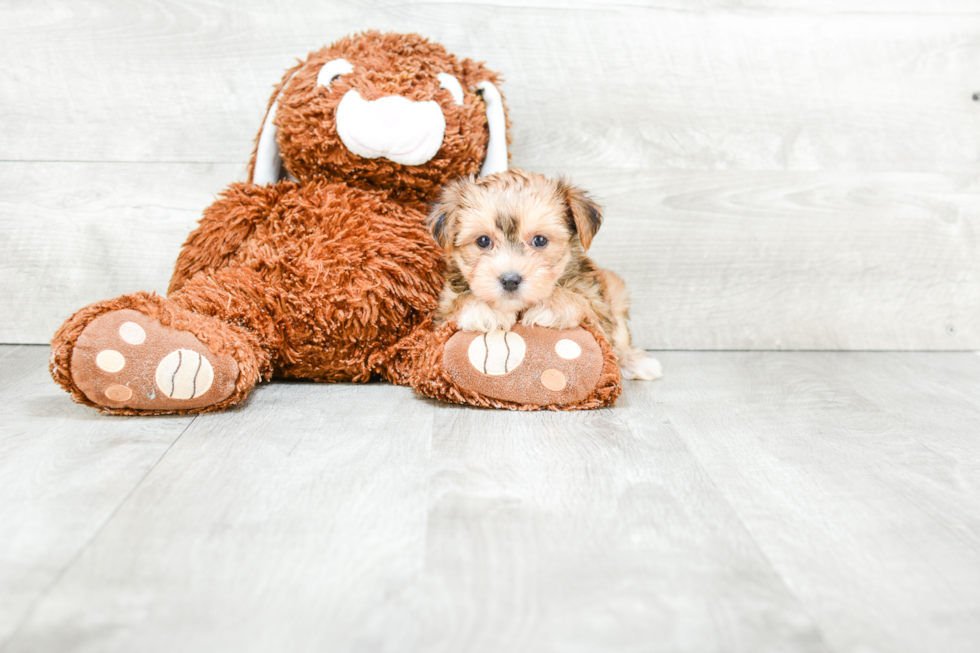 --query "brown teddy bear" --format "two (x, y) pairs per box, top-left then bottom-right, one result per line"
(50, 31), (621, 414)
